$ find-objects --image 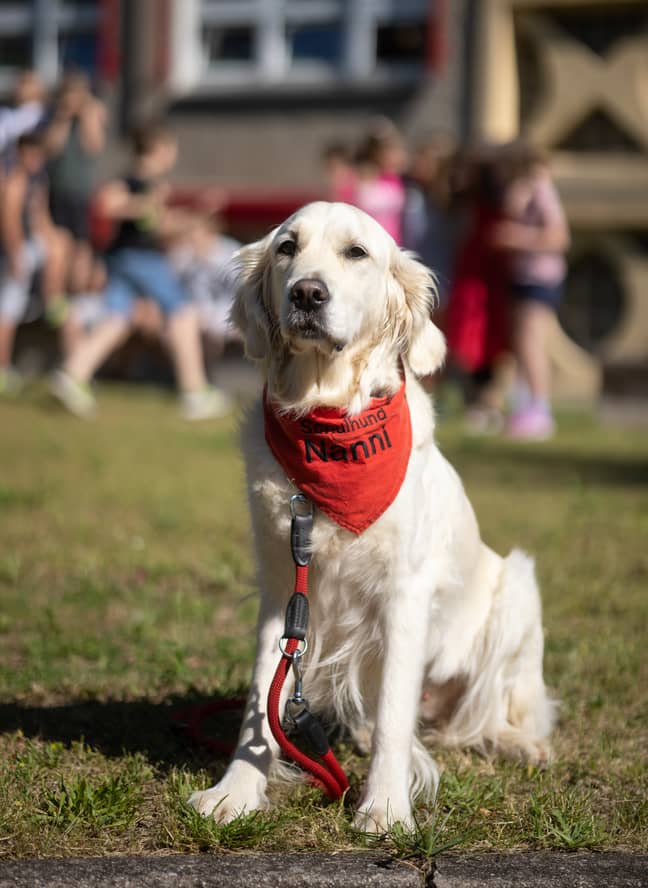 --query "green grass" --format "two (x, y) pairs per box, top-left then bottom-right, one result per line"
(0, 383), (646, 859)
